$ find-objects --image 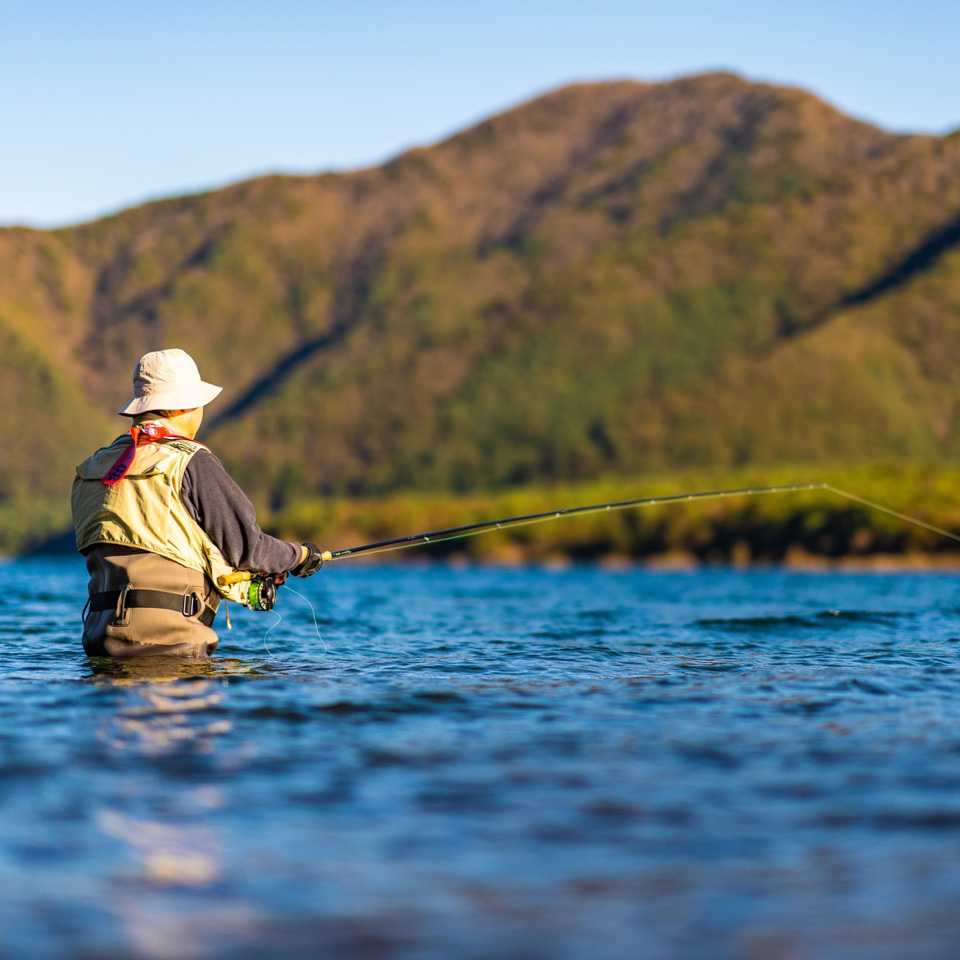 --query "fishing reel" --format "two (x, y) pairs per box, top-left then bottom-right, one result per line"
(245, 576), (278, 612)
(218, 570), (284, 611)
